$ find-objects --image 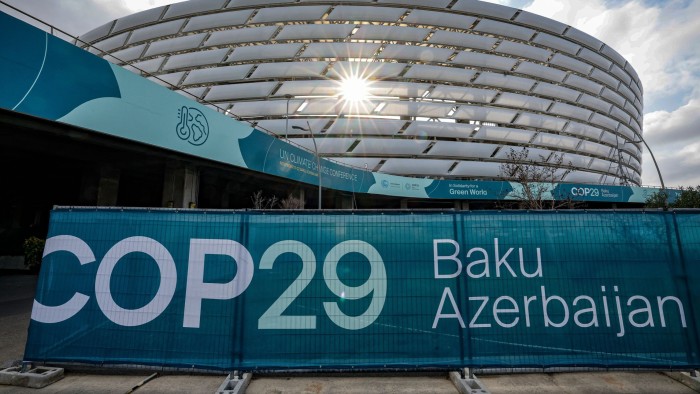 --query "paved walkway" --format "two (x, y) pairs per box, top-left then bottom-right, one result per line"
(0, 273), (697, 393)
(0, 273), (35, 369)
